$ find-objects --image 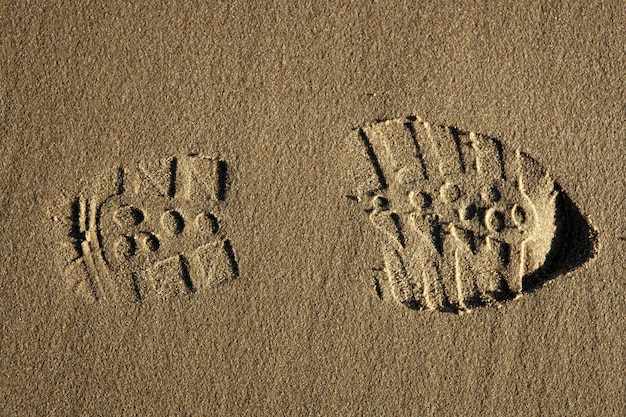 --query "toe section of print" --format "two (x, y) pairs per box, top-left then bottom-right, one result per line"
(347, 116), (597, 313)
